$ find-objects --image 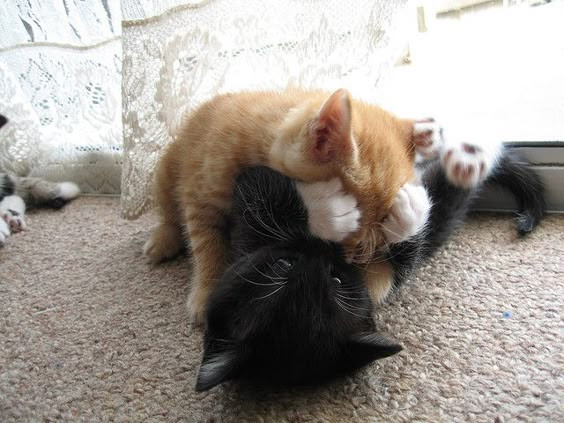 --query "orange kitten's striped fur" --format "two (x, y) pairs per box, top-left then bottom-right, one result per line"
(145, 88), (423, 322)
